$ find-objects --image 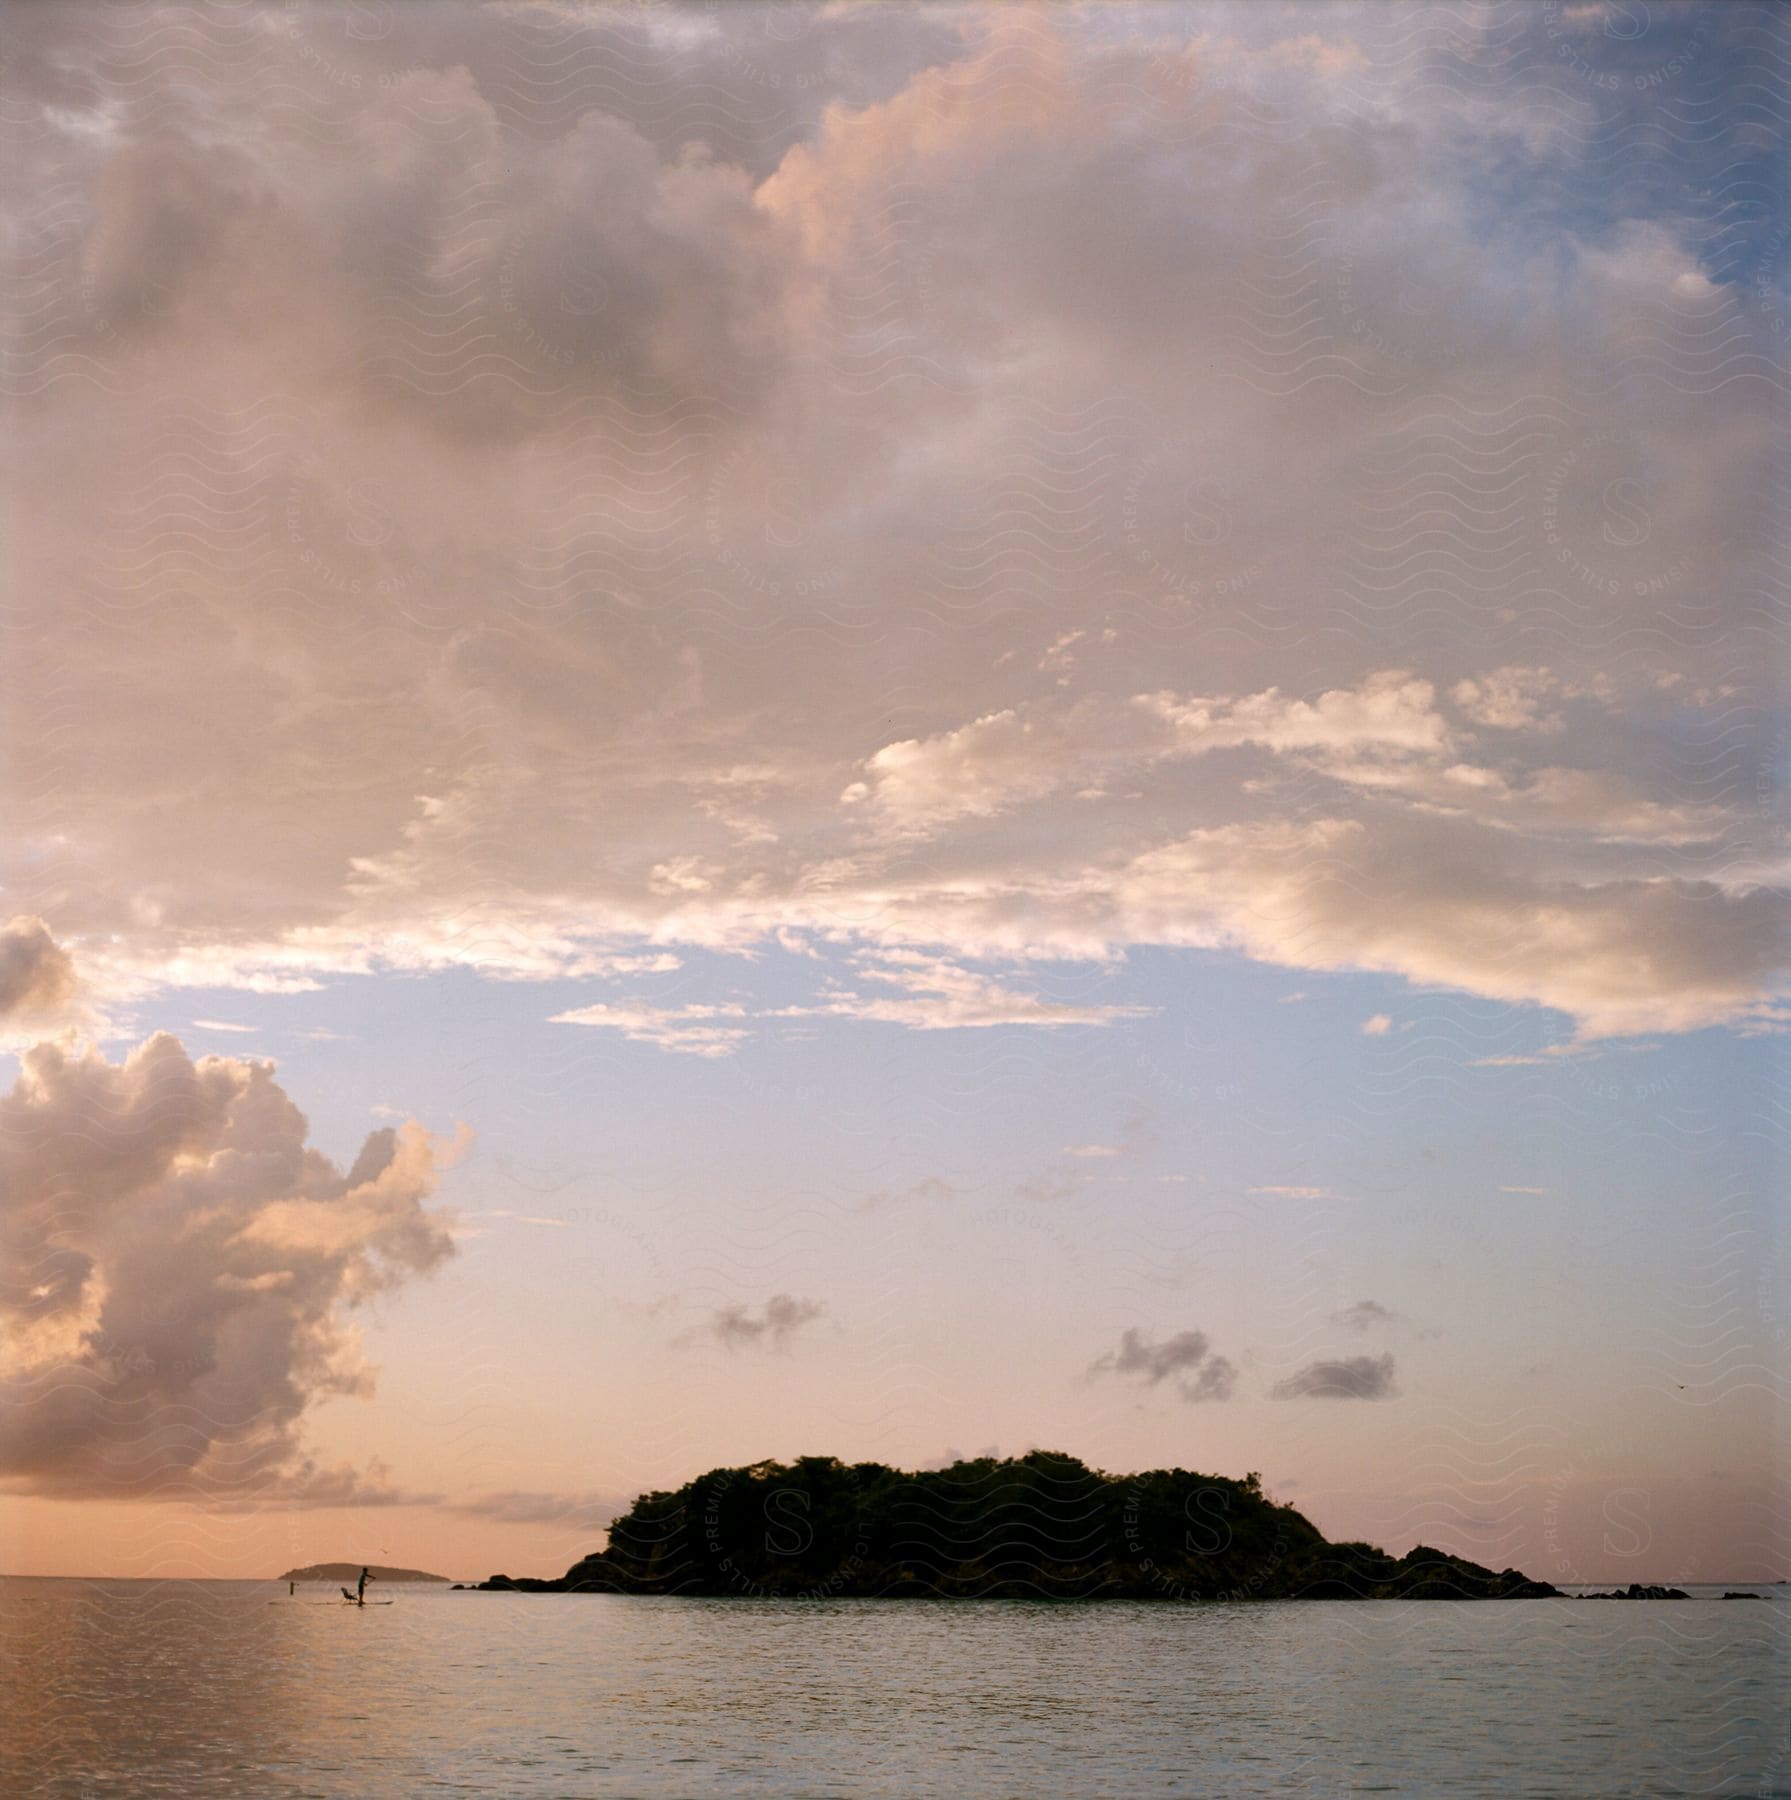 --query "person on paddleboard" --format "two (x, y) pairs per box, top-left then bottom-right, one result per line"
(357, 1566), (374, 1605)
